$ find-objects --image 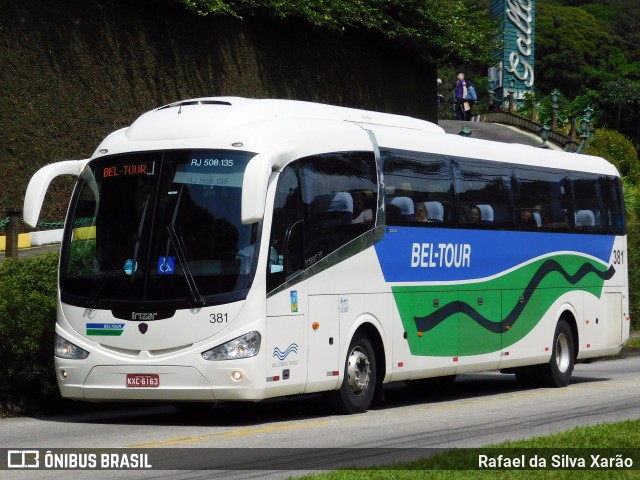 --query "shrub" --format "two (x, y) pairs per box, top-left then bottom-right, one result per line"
(585, 128), (640, 181)
(627, 218), (640, 331)
(0, 253), (58, 397)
